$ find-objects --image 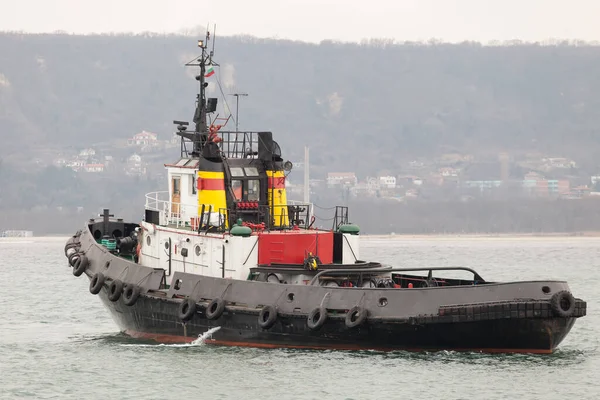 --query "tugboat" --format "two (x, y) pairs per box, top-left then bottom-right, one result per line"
(64, 32), (586, 353)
